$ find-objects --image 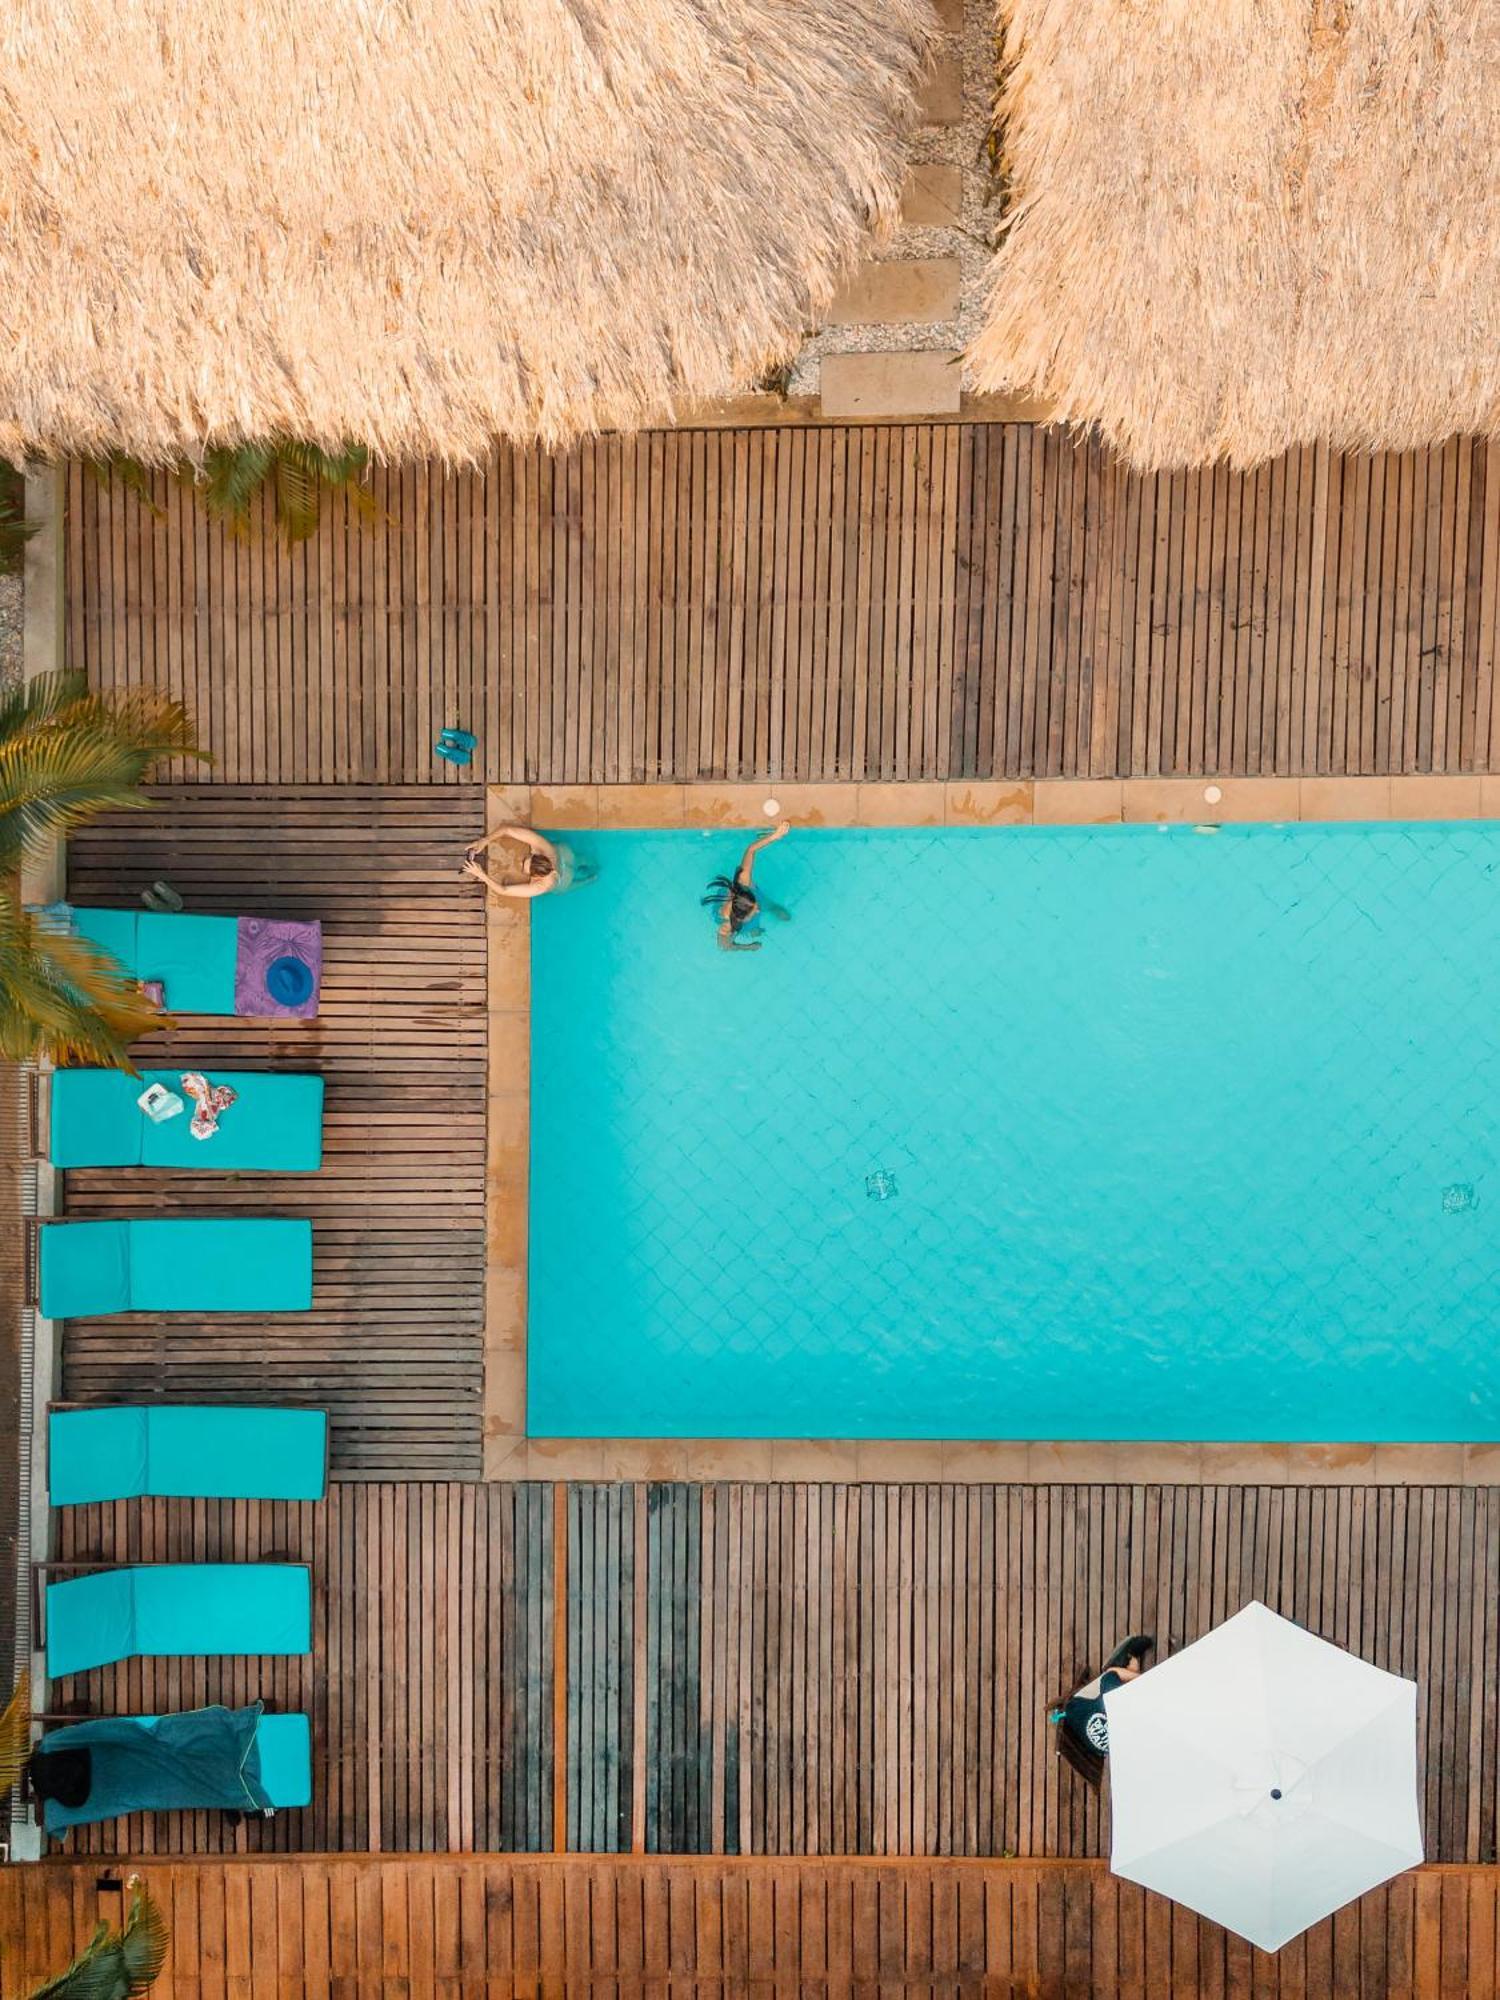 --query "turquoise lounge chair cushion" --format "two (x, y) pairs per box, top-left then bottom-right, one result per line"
(69, 907), (139, 978)
(137, 913), (239, 1014)
(37, 1707), (311, 1831)
(49, 1405), (328, 1505)
(40, 1220), (130, 1316)
(46, 1564), (312, 1676)
(39, 1218), (314, 1317)
(254, 1714), (313, 1807)
(48, 1068), (324, 1170)
(69, 908), (239, 1015)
